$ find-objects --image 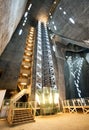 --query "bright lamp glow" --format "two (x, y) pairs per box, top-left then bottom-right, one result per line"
(28, 3), (32, 11)
(23, 23), (25, 26)
(19, 29), (23, 35)
(59, 7), (62, 10)
(24, 12), (28, 17)
(54, 25), (57, 30)
(63, 11), (66, 15)
(69, 18), (75, 24)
